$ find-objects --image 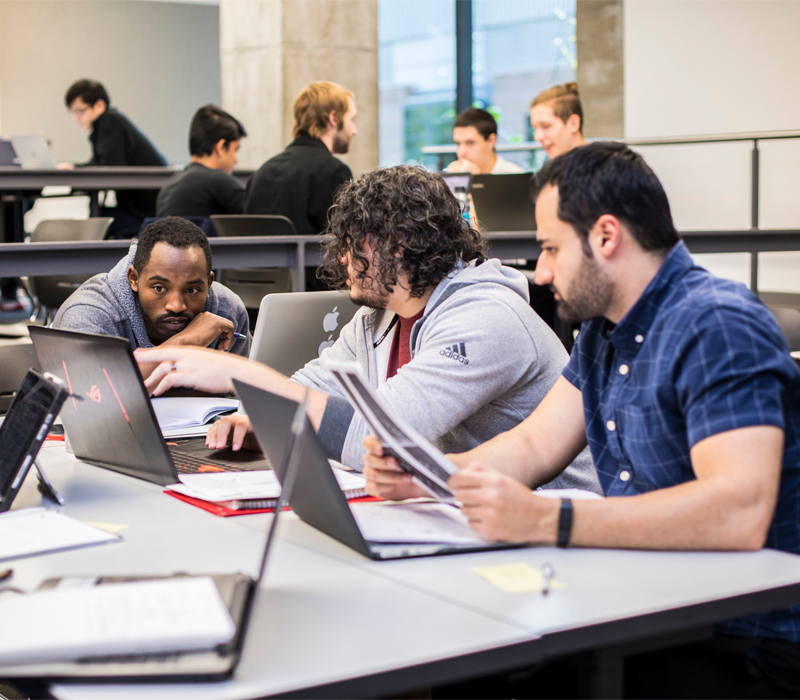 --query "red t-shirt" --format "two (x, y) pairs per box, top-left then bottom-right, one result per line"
(386, 308), (425, 379)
